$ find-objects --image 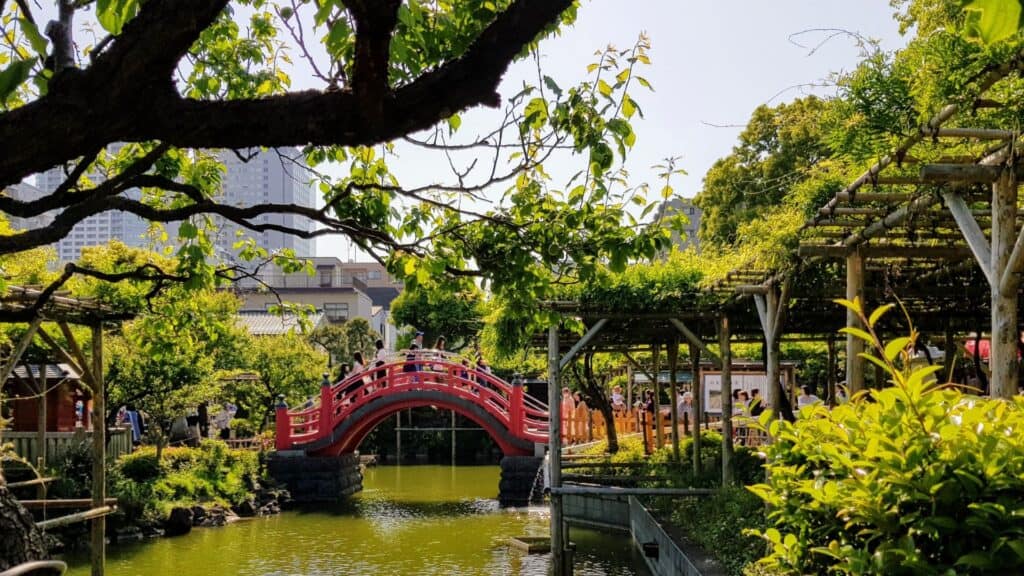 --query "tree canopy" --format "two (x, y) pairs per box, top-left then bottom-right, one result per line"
(0, 0), (680, 325)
